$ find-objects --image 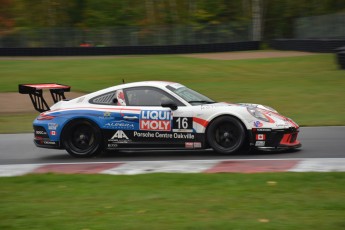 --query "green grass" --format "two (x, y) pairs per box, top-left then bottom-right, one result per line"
(1, 53), (345, 132)
(1, 173), (345, 229)
(0, 113), (36, 133)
